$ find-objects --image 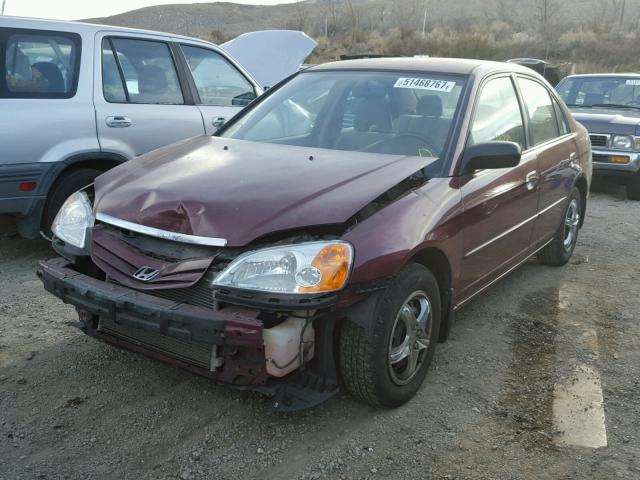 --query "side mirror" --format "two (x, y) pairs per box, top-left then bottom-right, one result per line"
(460, 141), (522, 175)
